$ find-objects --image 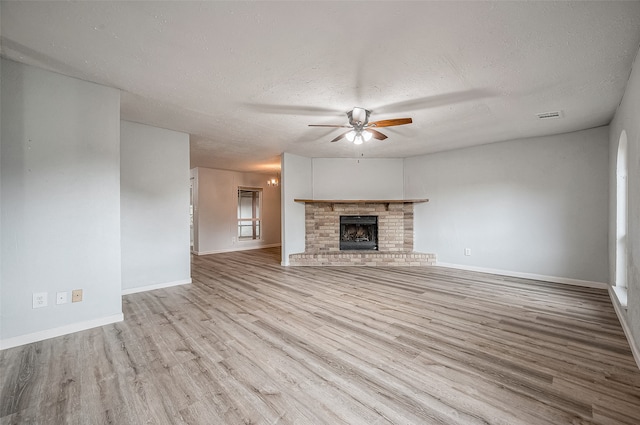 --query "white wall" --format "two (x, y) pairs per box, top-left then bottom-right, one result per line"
(609, 45), (640, 362)
(1, 59), (122, 348)
(0, 44), (3, 335)
(193, 167), (281, 255)
(120, 121), (191, 294)
(281, 153), (312, 265)
(405, 127), (610, 285)
(312, 158), (404, 200)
